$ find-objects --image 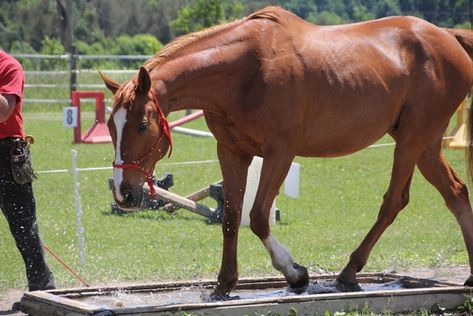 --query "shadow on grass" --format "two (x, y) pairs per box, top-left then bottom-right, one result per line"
(100, 208), (219, 225)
